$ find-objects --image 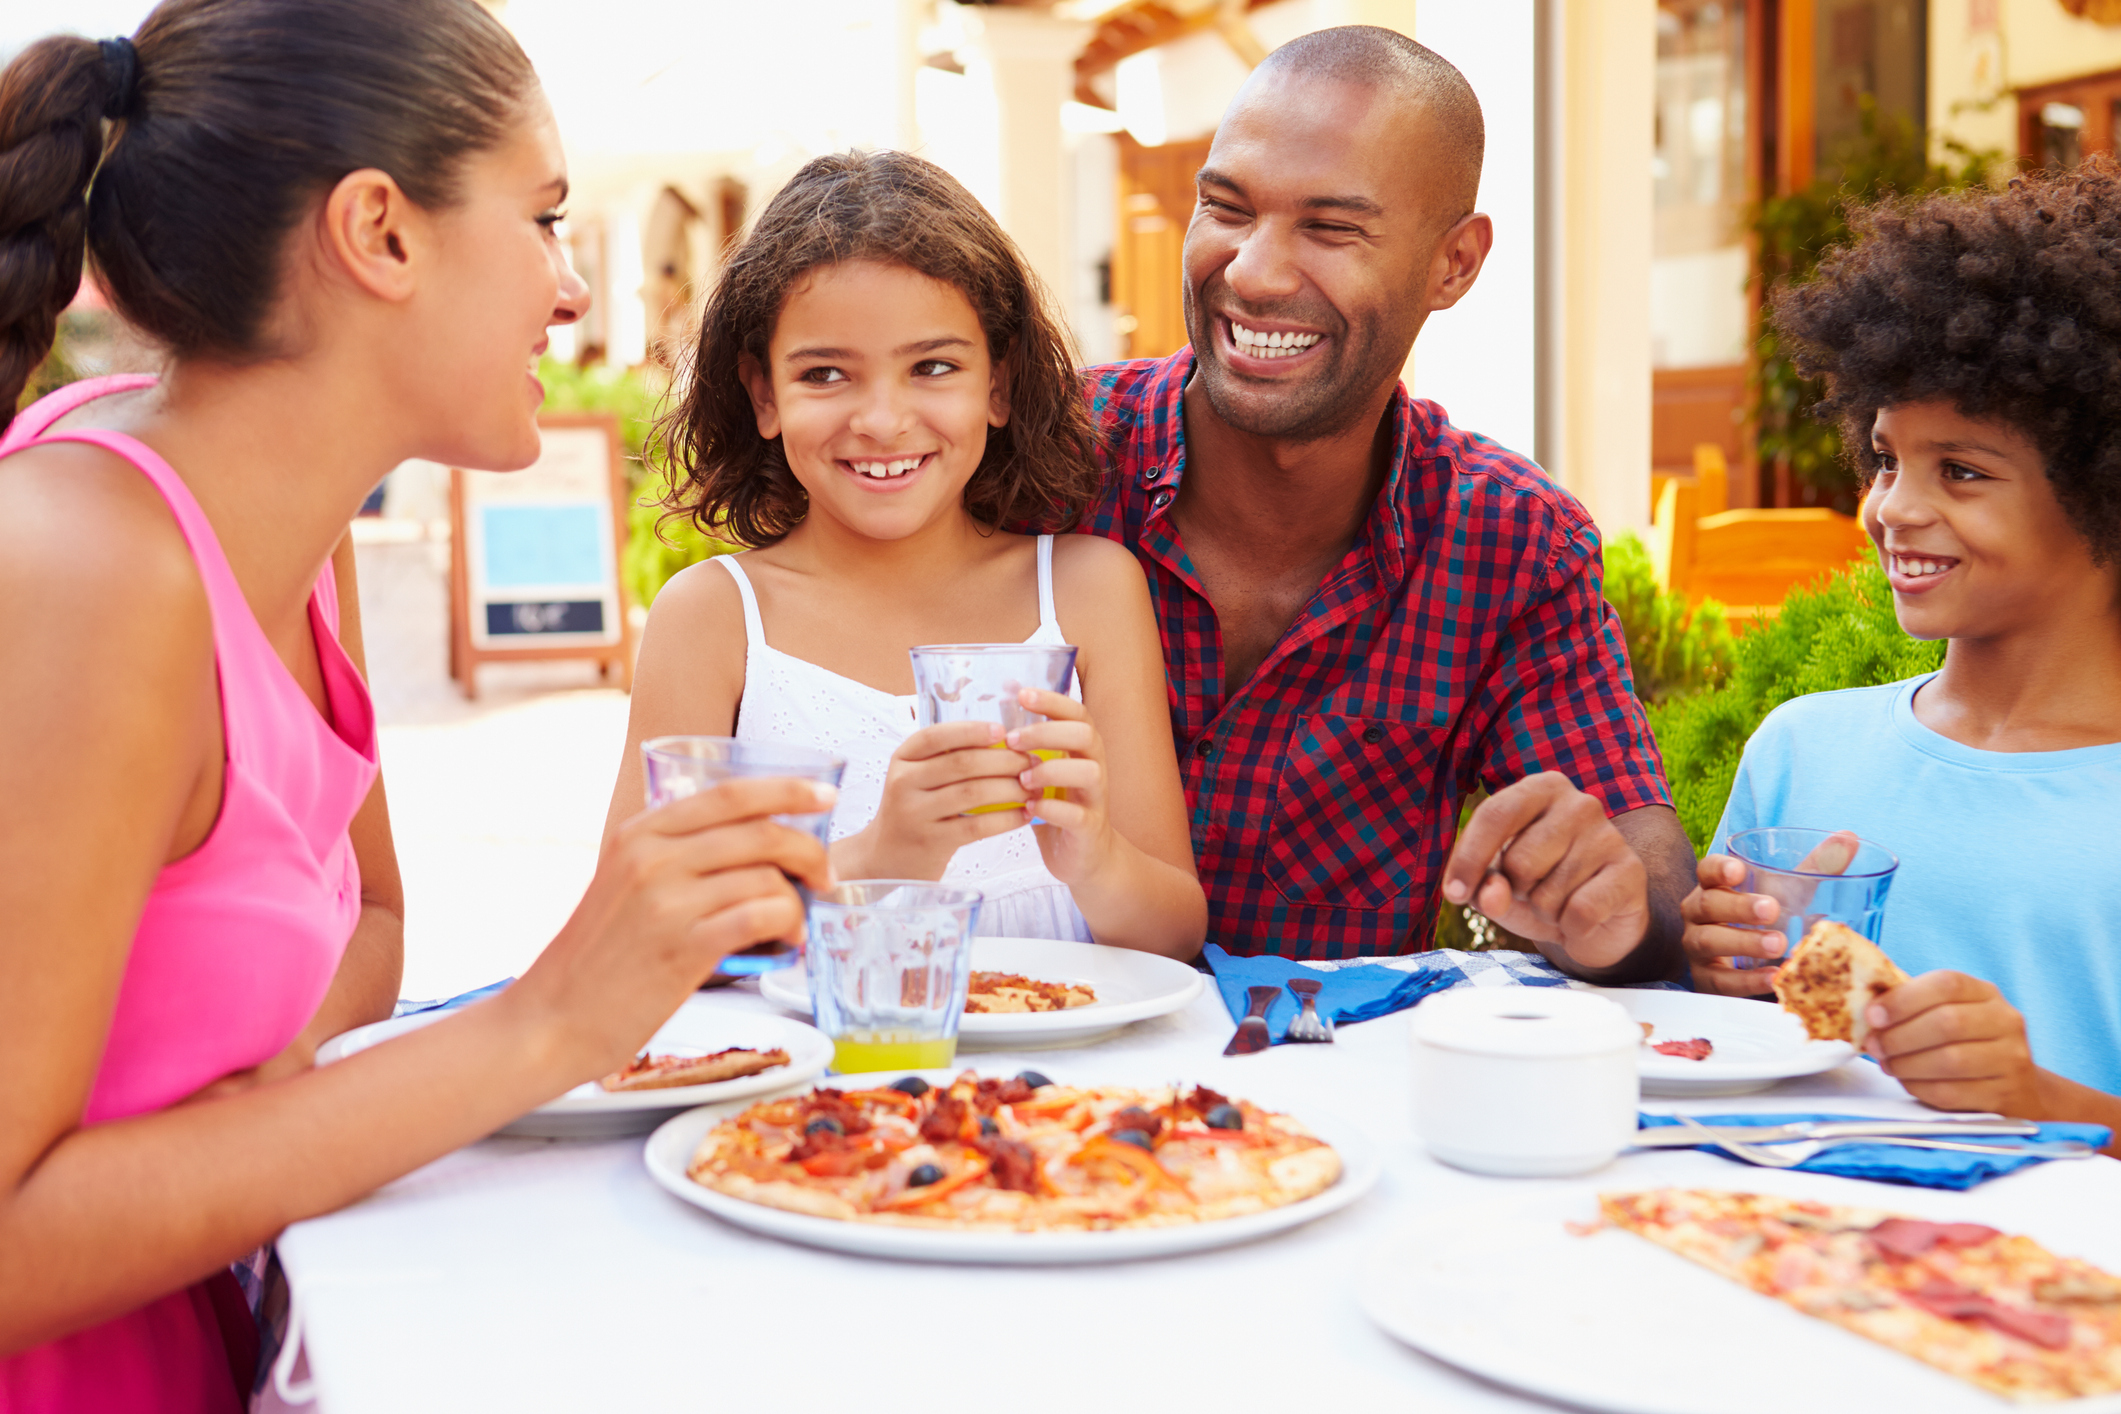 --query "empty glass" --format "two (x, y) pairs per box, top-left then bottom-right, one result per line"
(909, 643), (1078, 818)
(1724, 827), (1899, 971)
(807, 881), (983, 1073)
(640, 736), (846, 976)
